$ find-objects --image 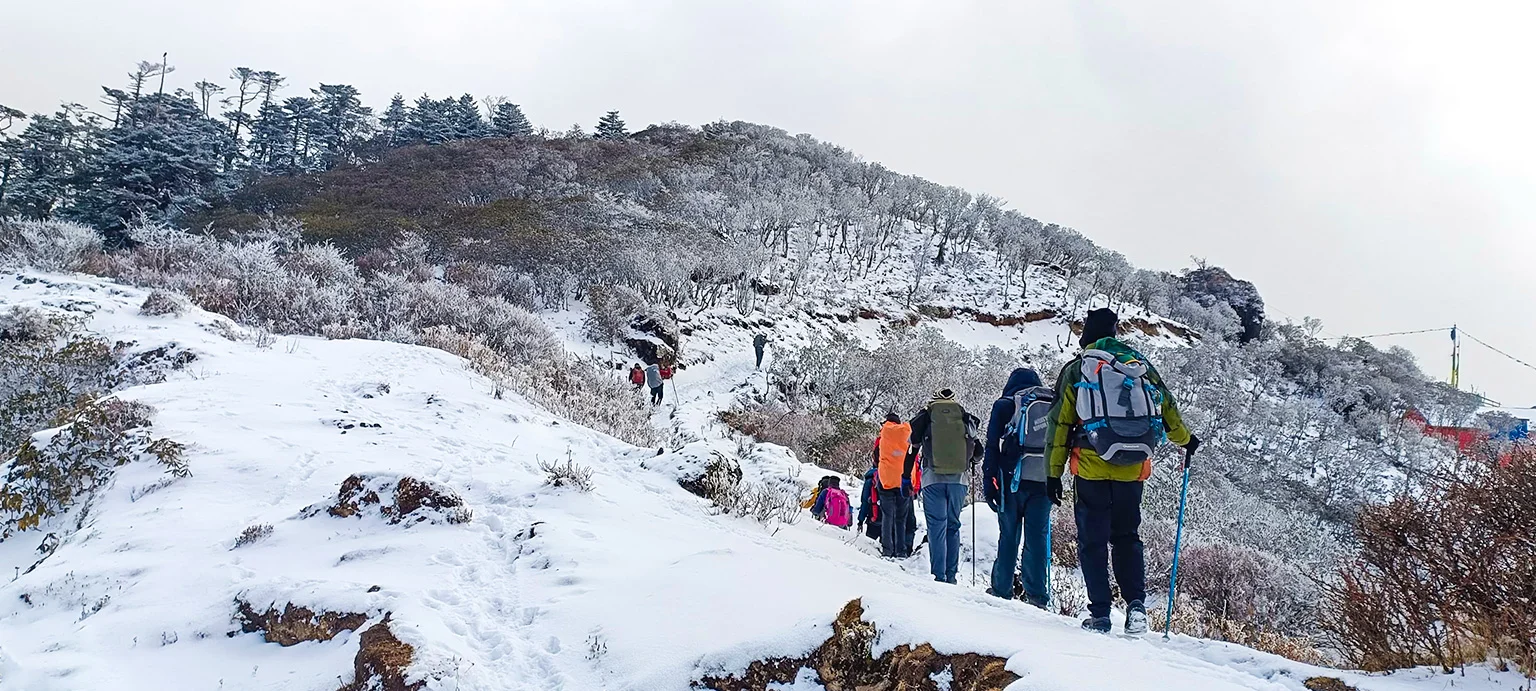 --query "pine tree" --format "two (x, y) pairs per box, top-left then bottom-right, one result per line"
(400, 95), (454, 145)
(246, 100), (291, 174)
(281, 96), (320, 171)
(594, 110), (627, 140)
(71, 93), (229, 239)
(2, 105), (97, 219)
(490, 102), (533, 138)
(380, 94), (409, 146)
(311, 84), (374, 170)
(450, 94), (487, 139)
